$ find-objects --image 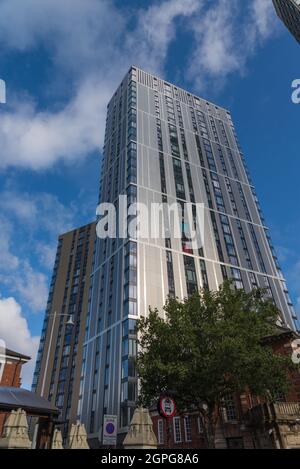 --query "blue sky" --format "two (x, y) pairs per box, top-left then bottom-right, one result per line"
(0, 0), (299, 386)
